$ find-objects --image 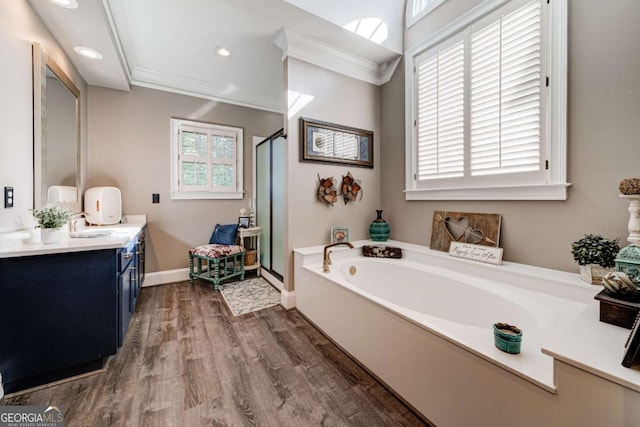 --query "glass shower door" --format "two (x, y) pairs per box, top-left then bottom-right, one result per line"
(255, 130), (284, 280)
